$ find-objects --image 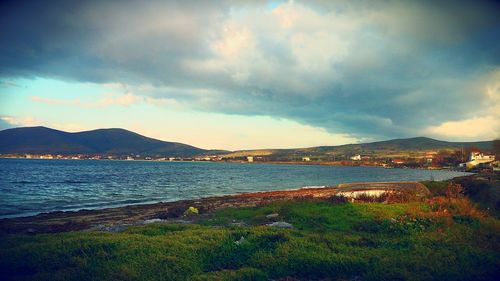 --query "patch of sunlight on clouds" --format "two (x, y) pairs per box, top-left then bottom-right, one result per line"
(423, 116), (499, 141)
(127, 114), (359, 151)
(424, 71), (500, 141)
